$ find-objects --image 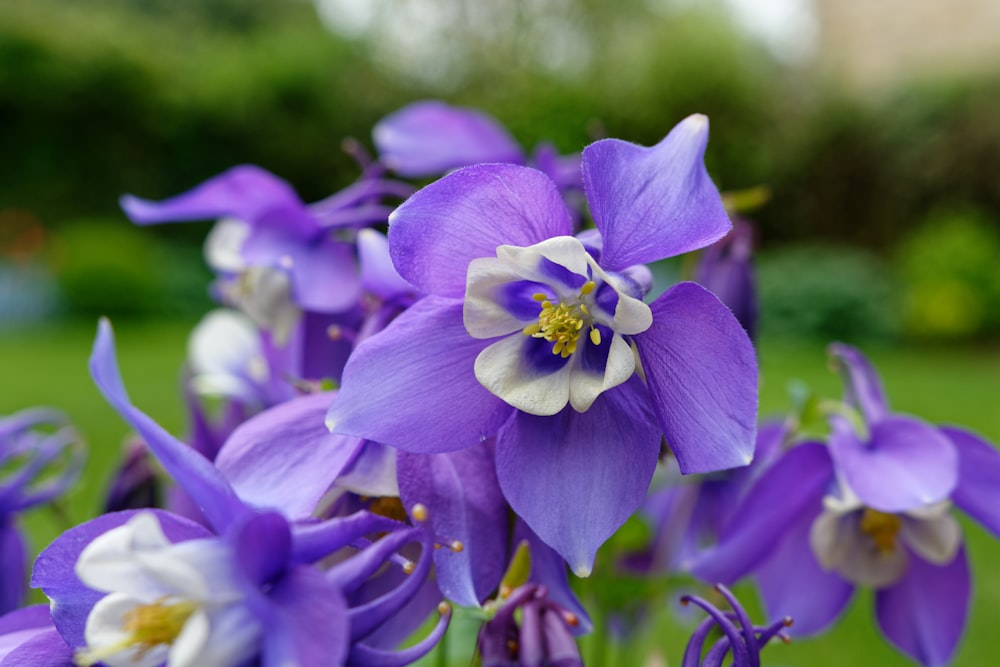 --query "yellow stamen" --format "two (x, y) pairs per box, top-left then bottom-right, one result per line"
(589, 328), (602, 346)
(859, 508), (902, 554)
(580, 280), (596, 295)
